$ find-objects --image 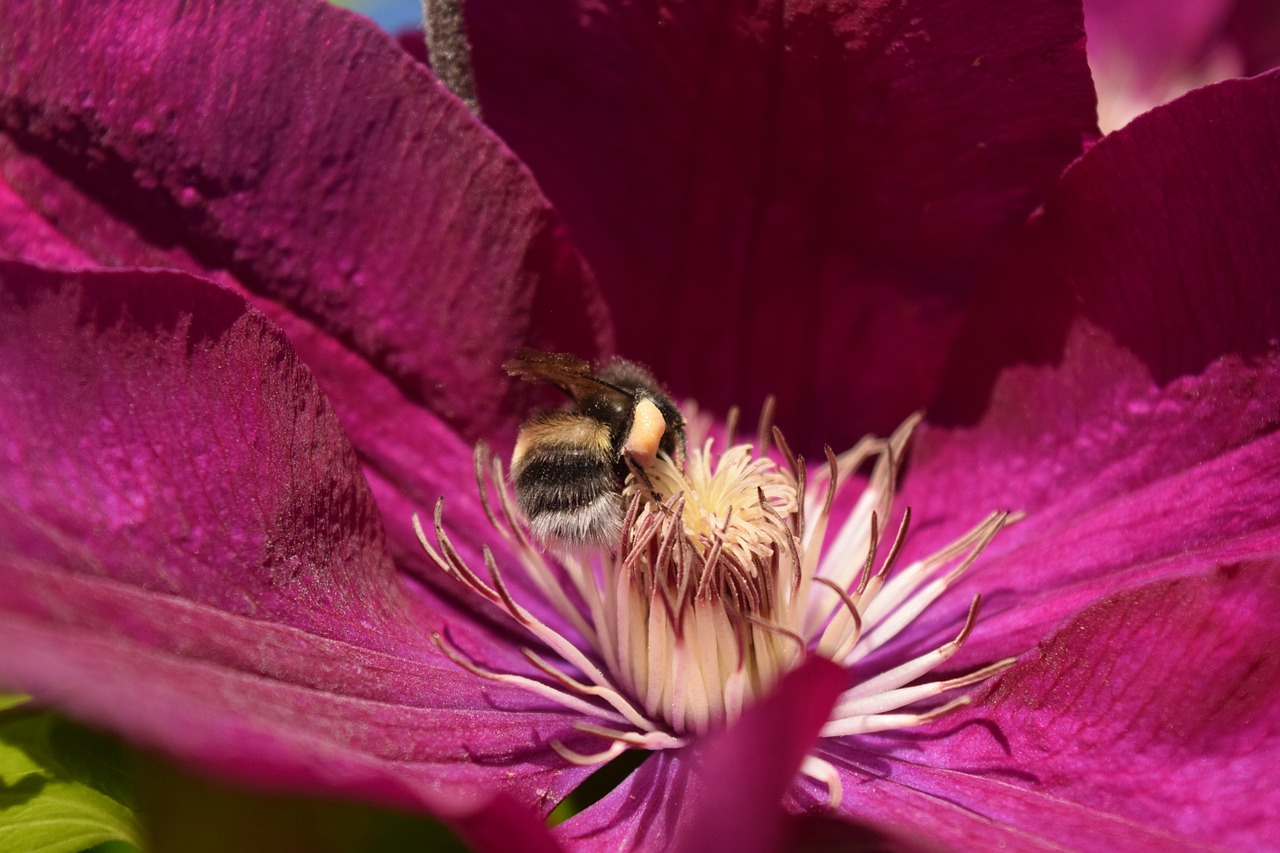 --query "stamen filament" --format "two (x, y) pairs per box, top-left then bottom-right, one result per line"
(820, 695), (973, 738)
(855, 514), (1012, 657)
(800, 755), (844, 809)
(833, 657), (1017, 718)
(431, 634), (632, 725)
(842, 595), (984, 699)
(552, 739), (629, 766)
